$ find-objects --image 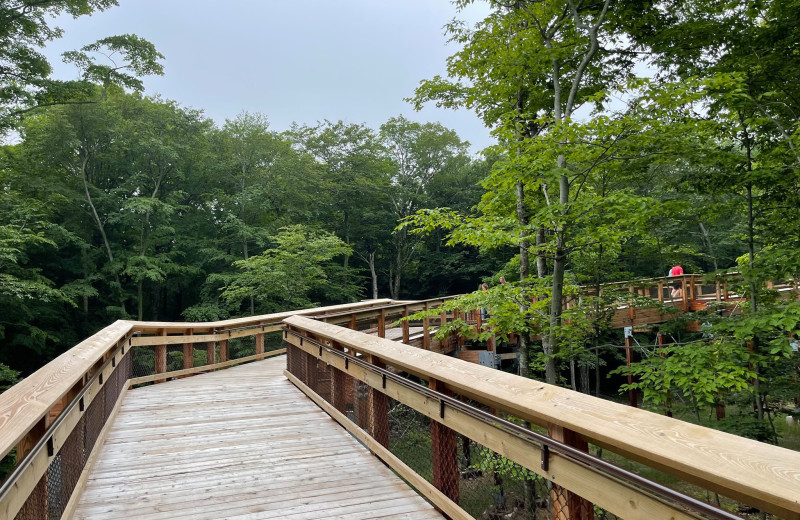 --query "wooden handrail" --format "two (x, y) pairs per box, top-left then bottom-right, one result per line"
(0, 320), (134, 461)
(0, 299), (395, 462)
(283, 315), (800, 519)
